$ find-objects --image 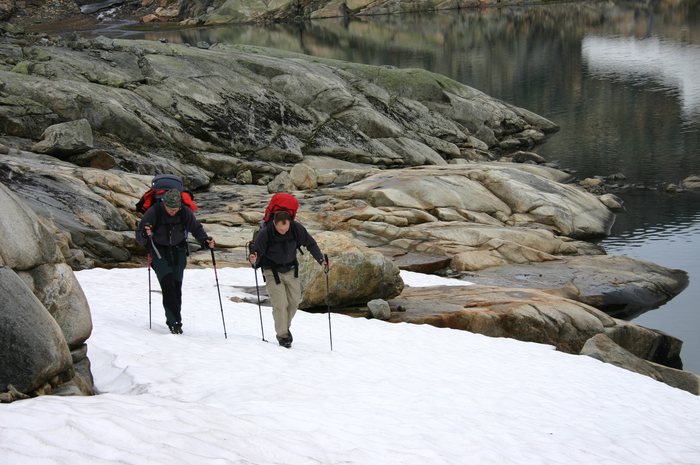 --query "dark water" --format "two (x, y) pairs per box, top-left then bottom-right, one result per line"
(94, 2), (700, 371)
